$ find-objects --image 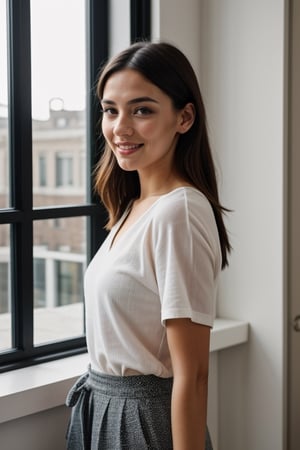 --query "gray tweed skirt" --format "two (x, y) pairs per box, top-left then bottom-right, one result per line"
(66, 366), (213, 450)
